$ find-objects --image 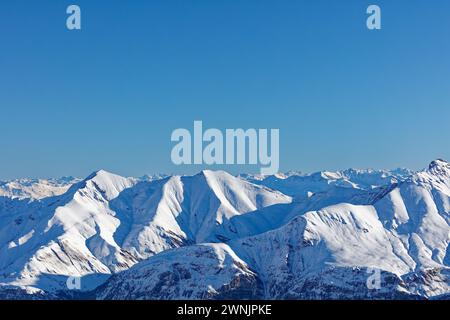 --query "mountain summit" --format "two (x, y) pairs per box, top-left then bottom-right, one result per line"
(428, 159), (450, 176)
(0, 161), (448, 299)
